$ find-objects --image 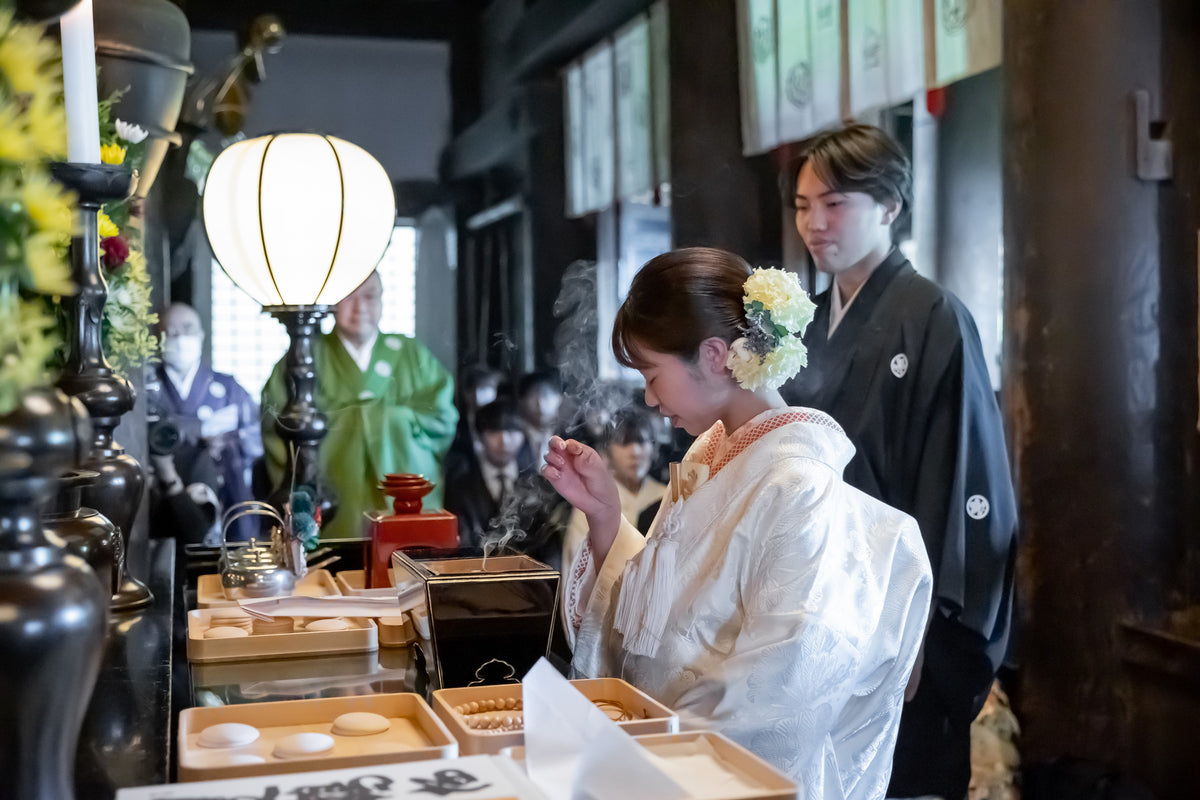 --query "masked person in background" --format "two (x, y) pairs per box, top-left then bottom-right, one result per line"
(262, 271), (458, 539)
(155, 303), (262, 541)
